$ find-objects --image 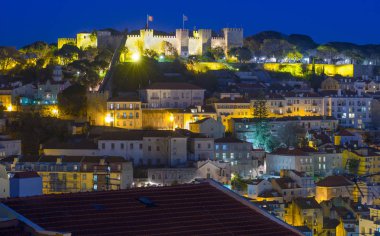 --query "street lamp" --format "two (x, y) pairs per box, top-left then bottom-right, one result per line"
(132, 53), (140, 62)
